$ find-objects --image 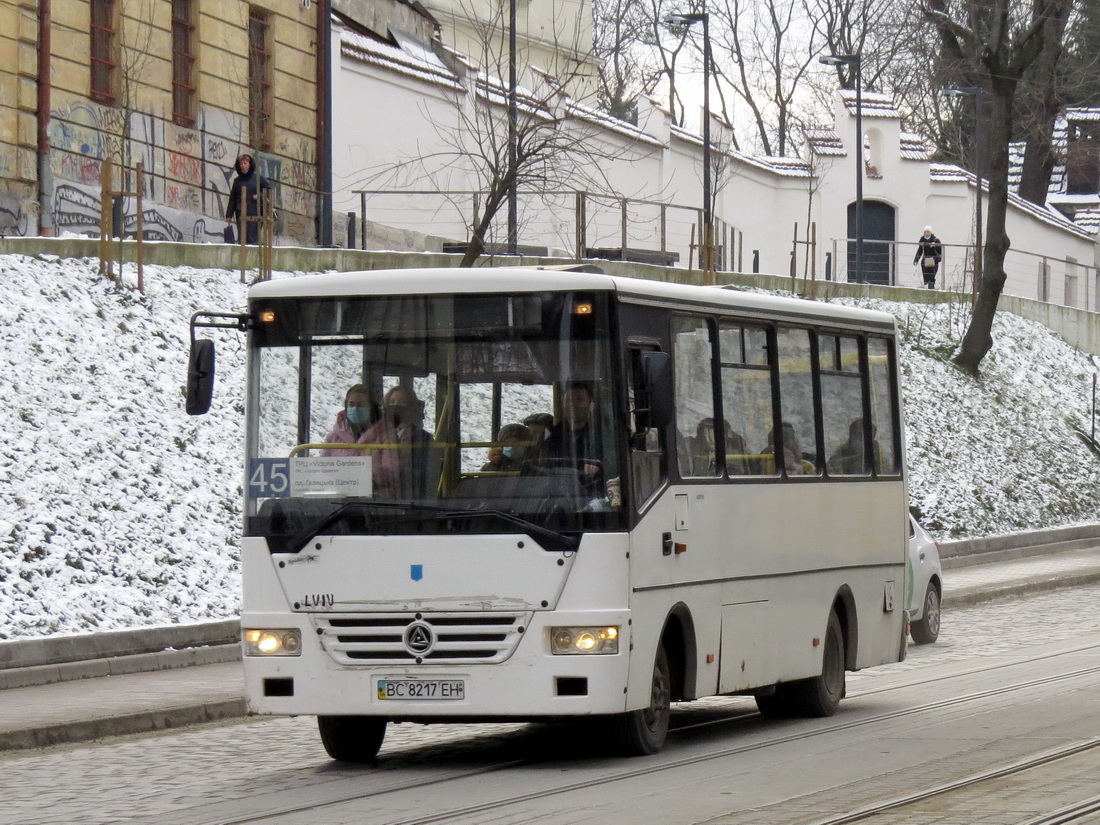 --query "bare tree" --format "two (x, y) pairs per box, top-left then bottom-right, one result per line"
(925, 0), (1075, 375)
(593, 0), (665, 121)
(1016, 4), (1079, 205)
(798, 135), (838, 280)
(370, 0), (631, 266)
(708, 0), (819, 156)
(806, 0), (913, 96)
(111, 0), (158, 195)
(644, 0), (698, 127)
